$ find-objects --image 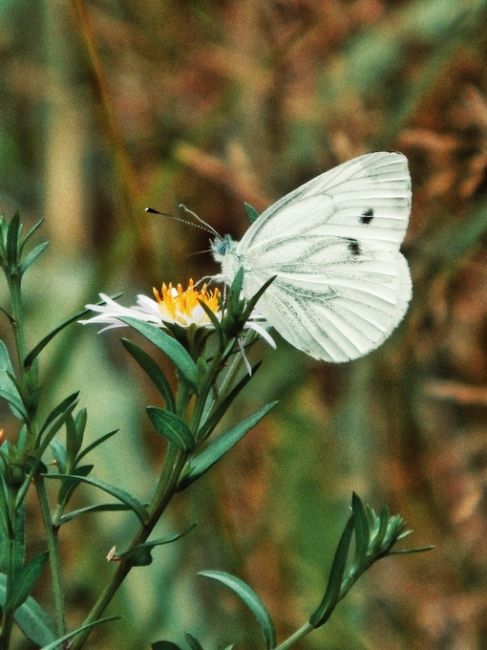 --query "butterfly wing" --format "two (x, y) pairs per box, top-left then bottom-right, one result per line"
(235, 152), (412, 362)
